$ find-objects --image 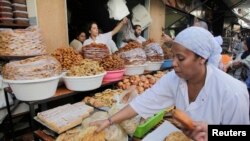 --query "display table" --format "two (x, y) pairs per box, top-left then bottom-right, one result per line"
(4, 80), (120, 141)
